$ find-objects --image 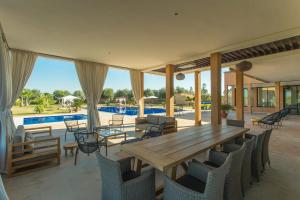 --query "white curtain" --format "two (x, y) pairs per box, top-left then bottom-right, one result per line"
(10, 49), (37, 107)
(0, 44), (37, 173)
(75, 61), (108, 131)
(130, 69), (143, 117)
(0, 32), (12, 173)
